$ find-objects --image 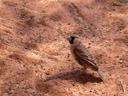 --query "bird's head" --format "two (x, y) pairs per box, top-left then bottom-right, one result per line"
(66, 34), (80, 45)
